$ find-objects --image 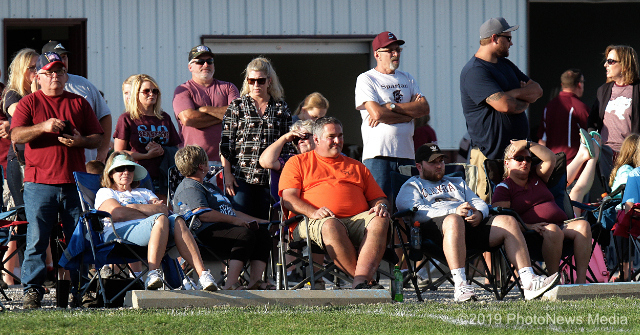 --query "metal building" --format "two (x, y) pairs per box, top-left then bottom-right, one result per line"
(0, 0), (528, 151)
